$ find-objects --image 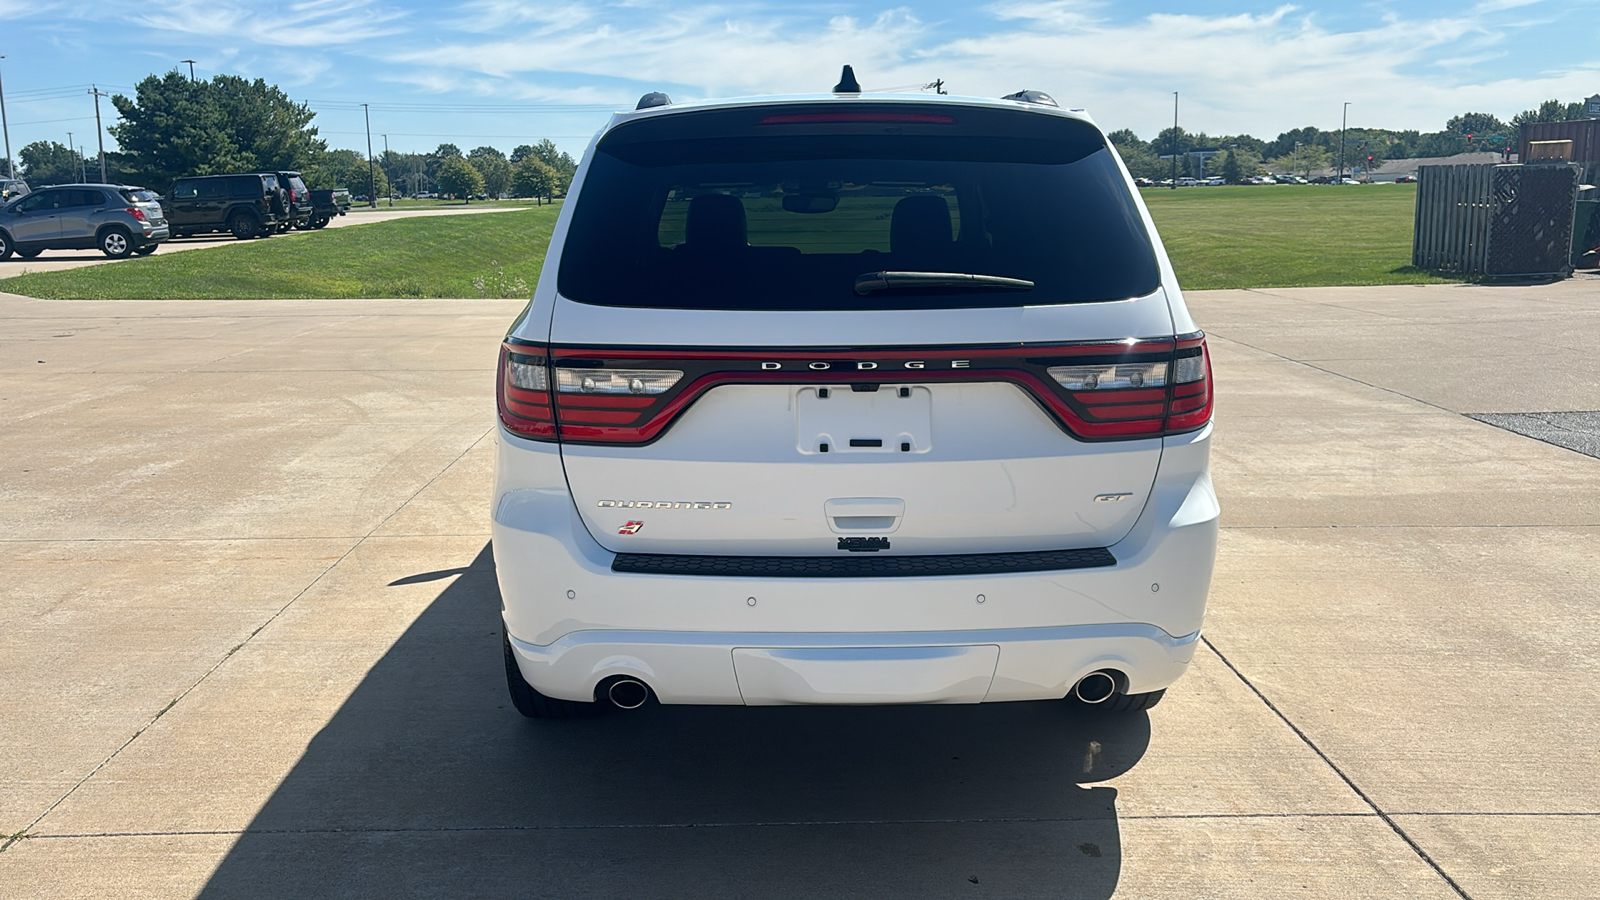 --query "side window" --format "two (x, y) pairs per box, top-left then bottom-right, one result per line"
(67, 189), (106, 208)
(17, 191), (57, 212)
(198, 180), (227, 200)
(171, 181), (200, 200)
(229, 176), (258, 199)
